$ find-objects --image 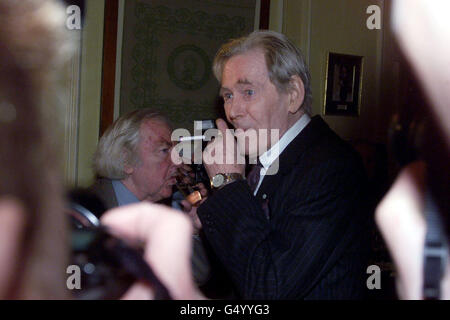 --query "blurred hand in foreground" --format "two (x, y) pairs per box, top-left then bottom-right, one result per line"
(101, 202), (205, 300)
